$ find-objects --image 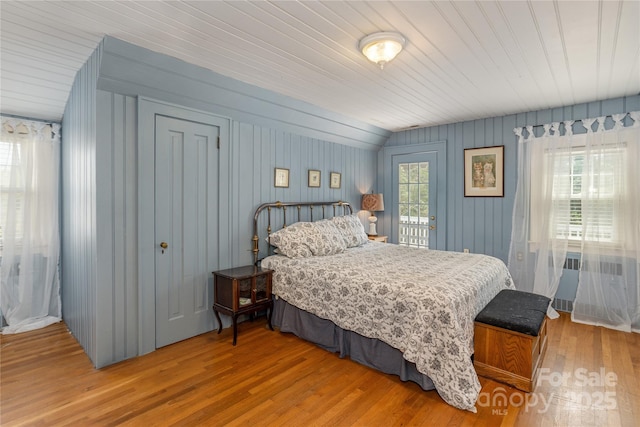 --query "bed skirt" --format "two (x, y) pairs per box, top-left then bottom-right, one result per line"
(272, 297), (436, 391)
